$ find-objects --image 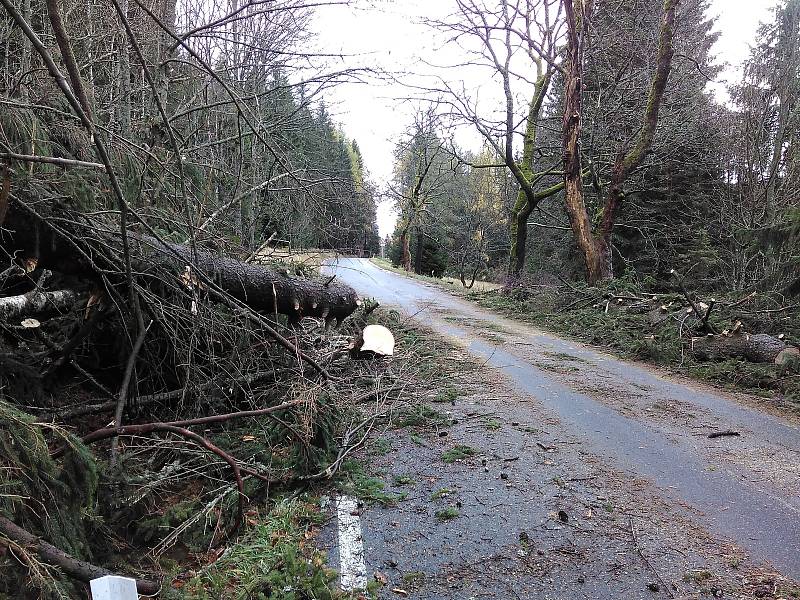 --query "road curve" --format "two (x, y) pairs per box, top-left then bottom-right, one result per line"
(325, 257), (800, 578)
